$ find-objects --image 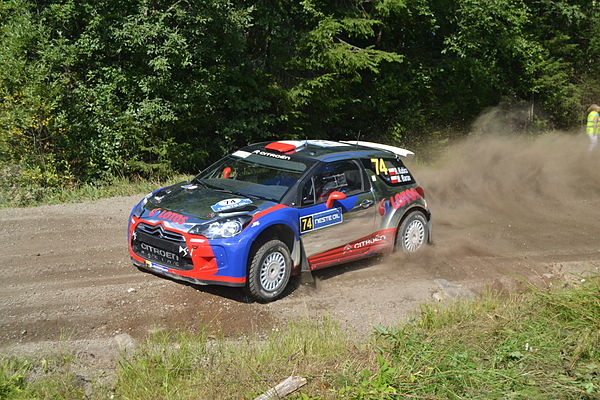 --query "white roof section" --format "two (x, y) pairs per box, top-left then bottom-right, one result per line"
(340, 140), (415, 158)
